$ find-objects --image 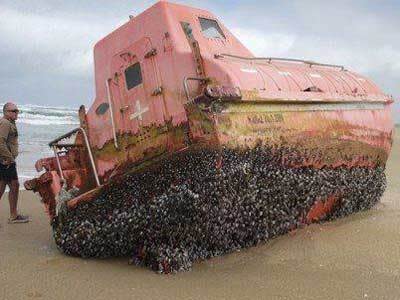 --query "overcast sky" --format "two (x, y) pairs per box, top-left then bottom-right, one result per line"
(0, 0), (399, 120)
